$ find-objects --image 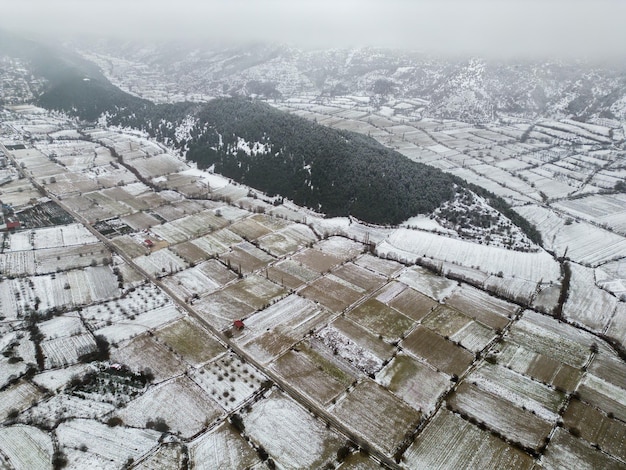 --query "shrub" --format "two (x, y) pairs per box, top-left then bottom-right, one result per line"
(106, 416), (123, 427)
